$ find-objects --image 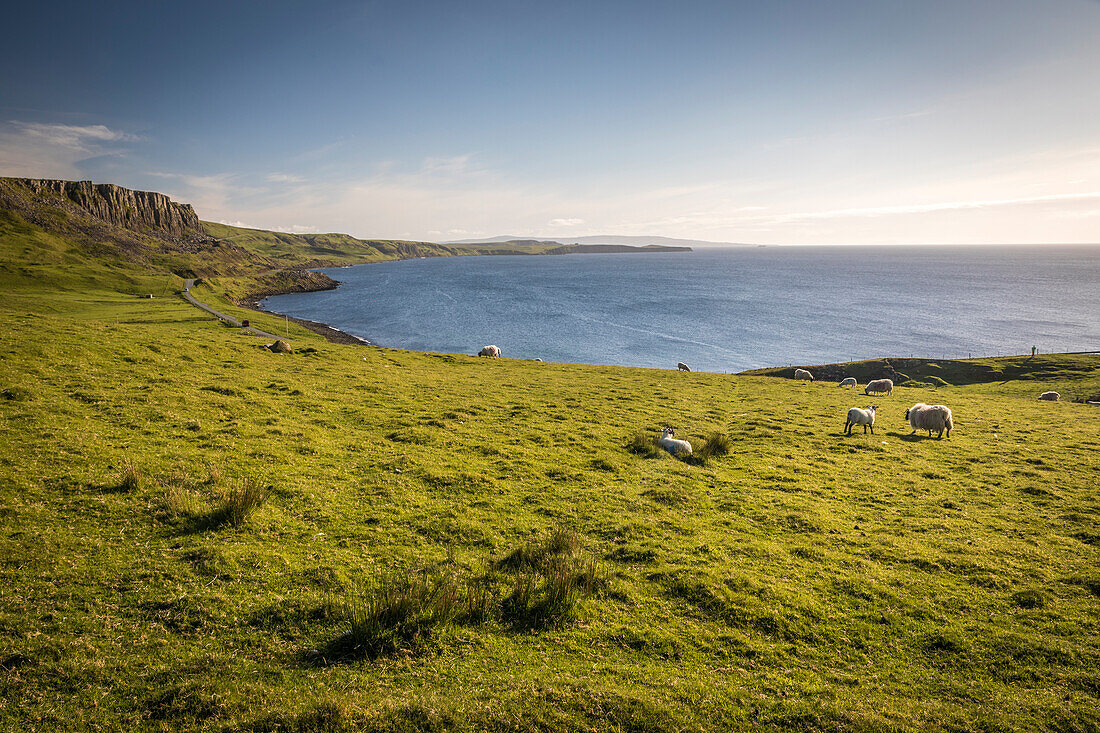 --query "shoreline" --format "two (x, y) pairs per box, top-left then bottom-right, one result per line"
(243, 290), (375, 347)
